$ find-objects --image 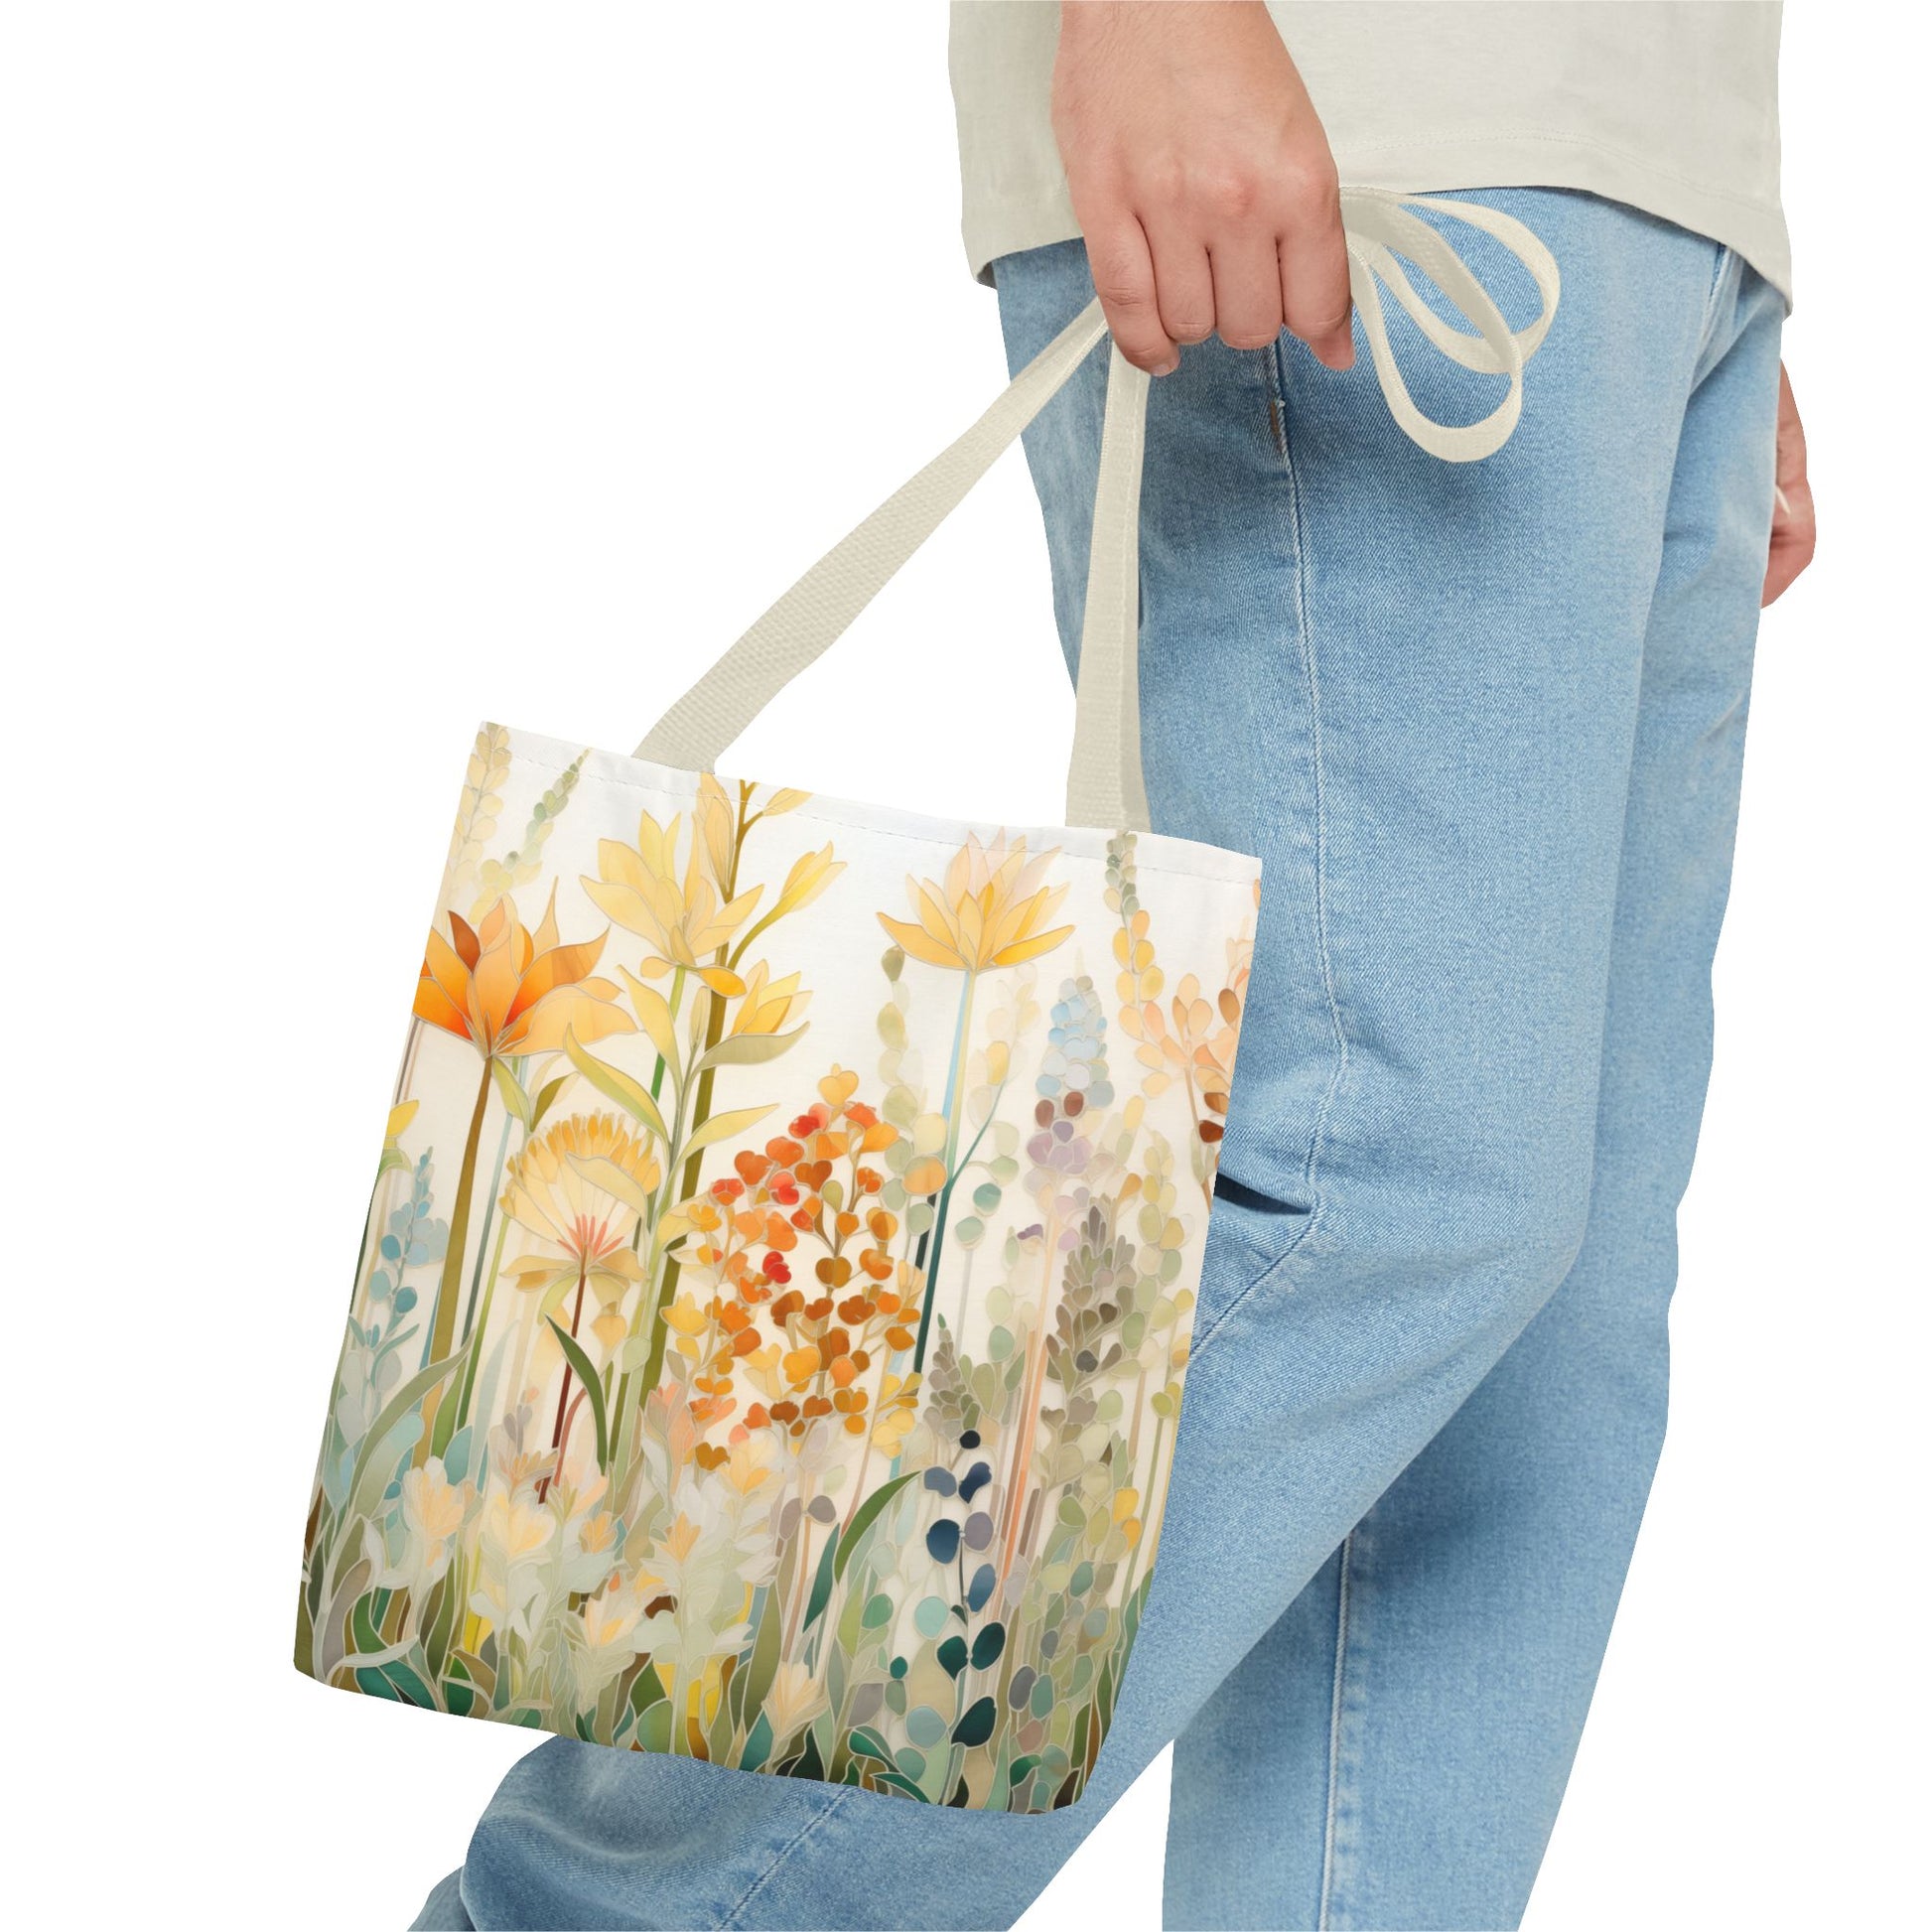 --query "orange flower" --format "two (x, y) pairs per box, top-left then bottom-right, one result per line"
(415, 886), (632, 1061)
